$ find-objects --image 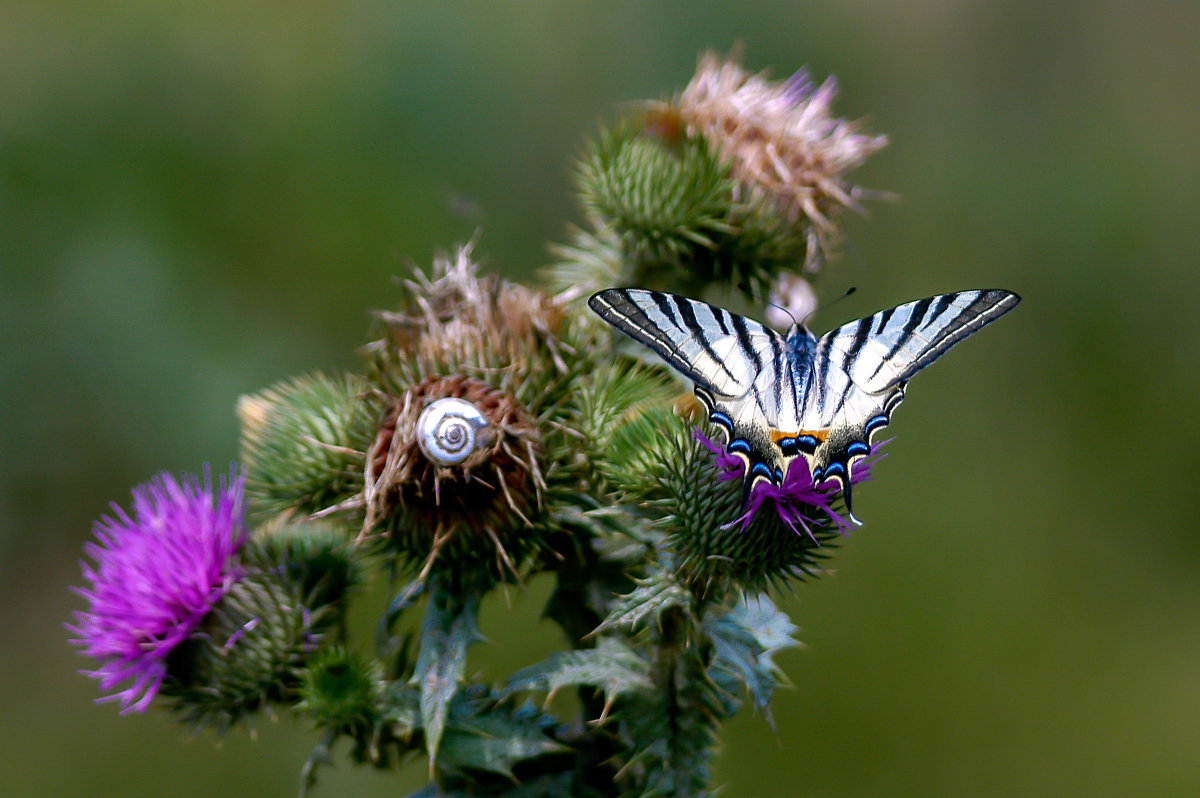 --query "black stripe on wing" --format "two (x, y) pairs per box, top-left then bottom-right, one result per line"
(588, 288), (778, 397)
(825, 289), (1021, 394)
